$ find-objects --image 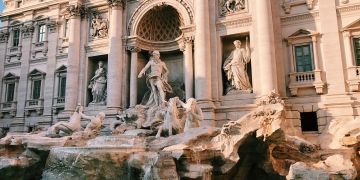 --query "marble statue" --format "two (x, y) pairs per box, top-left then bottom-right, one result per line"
(223, 38), (251, 92)
(221, 0), (246, 15)
(91, 14), (108, 38)
(78, 111), (105, 137)
(181, 98), (204, 132)
(138, 50), (172, 107)
(45, 106), (83, 137)
(88, 61), (107, 104)
(156, 97), (184, 138)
